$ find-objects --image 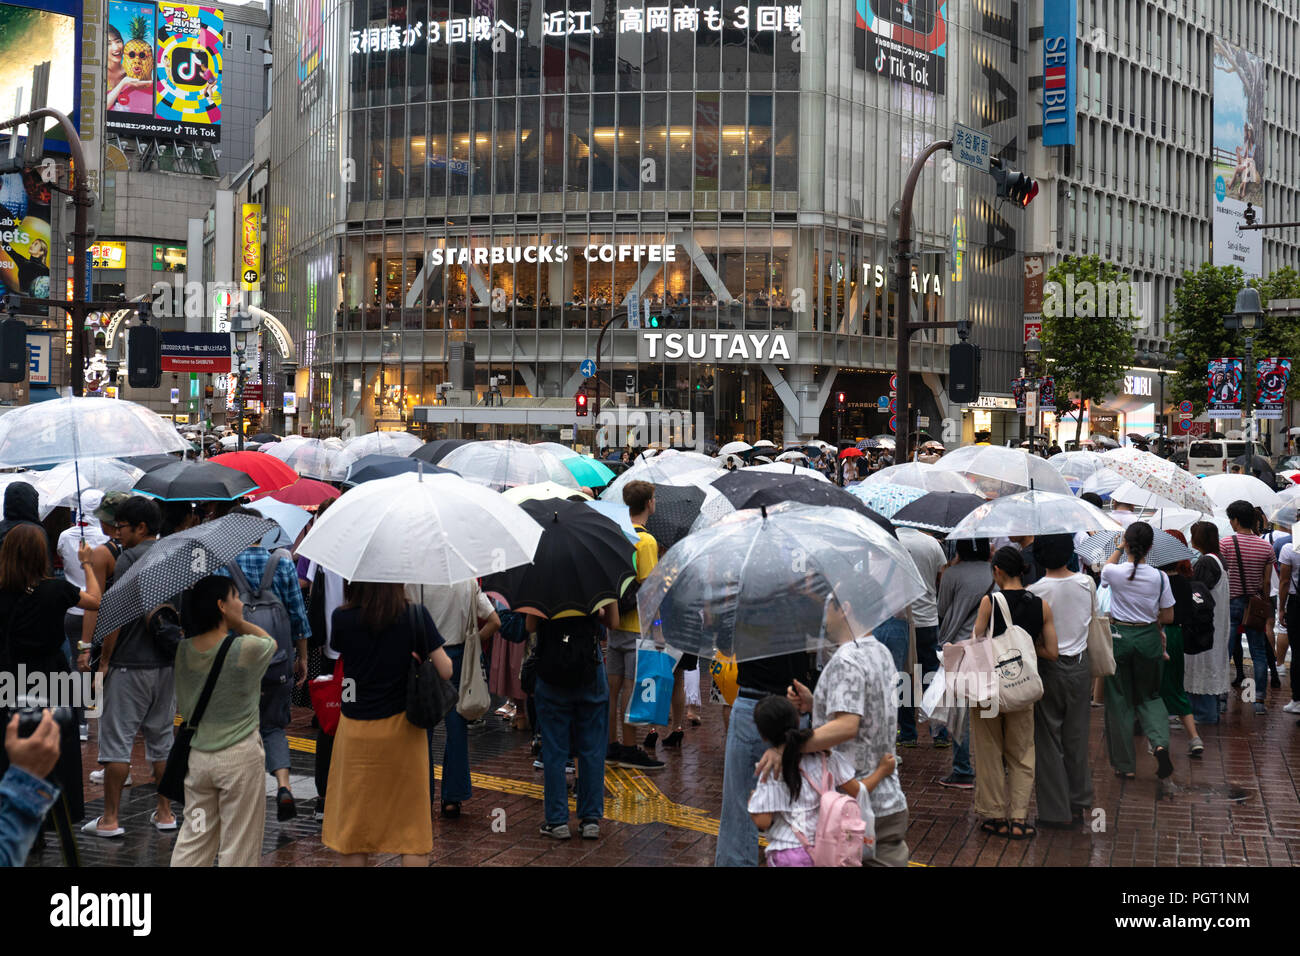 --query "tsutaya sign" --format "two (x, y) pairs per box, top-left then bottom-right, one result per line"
(428, 243), (676, 266)
(638, 331), (793, 363)
(863, 263), (944, 294)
